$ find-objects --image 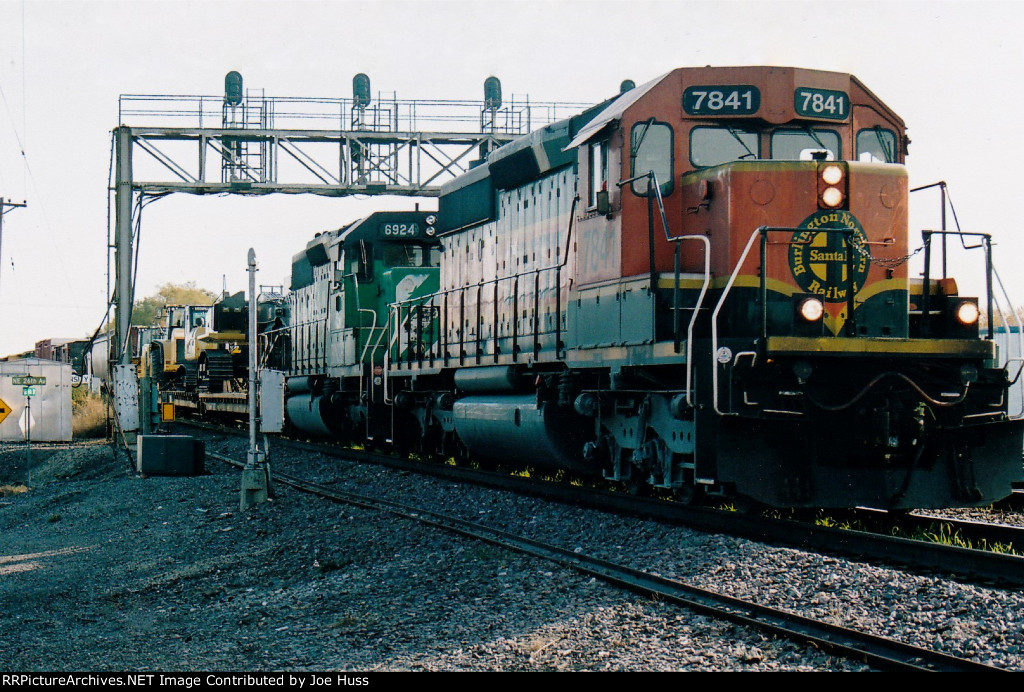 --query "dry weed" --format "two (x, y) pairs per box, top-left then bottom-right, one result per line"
(72, 392), (108, 439)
